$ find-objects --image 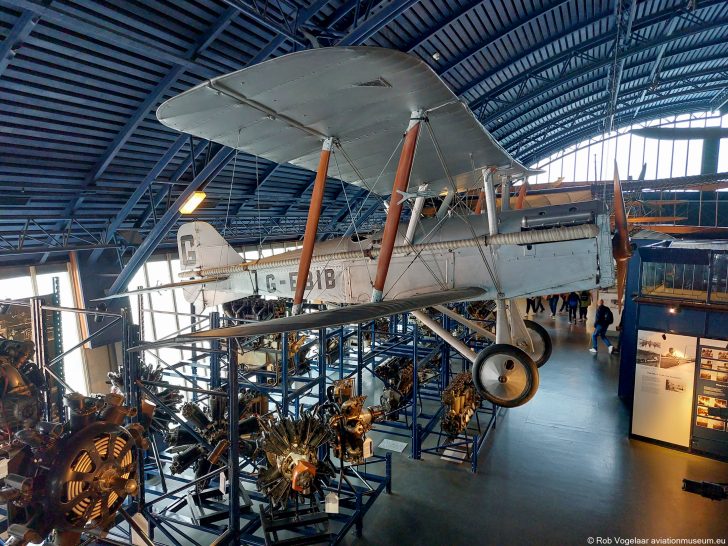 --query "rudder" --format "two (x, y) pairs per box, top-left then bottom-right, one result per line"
(178, 222), (241, 272)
